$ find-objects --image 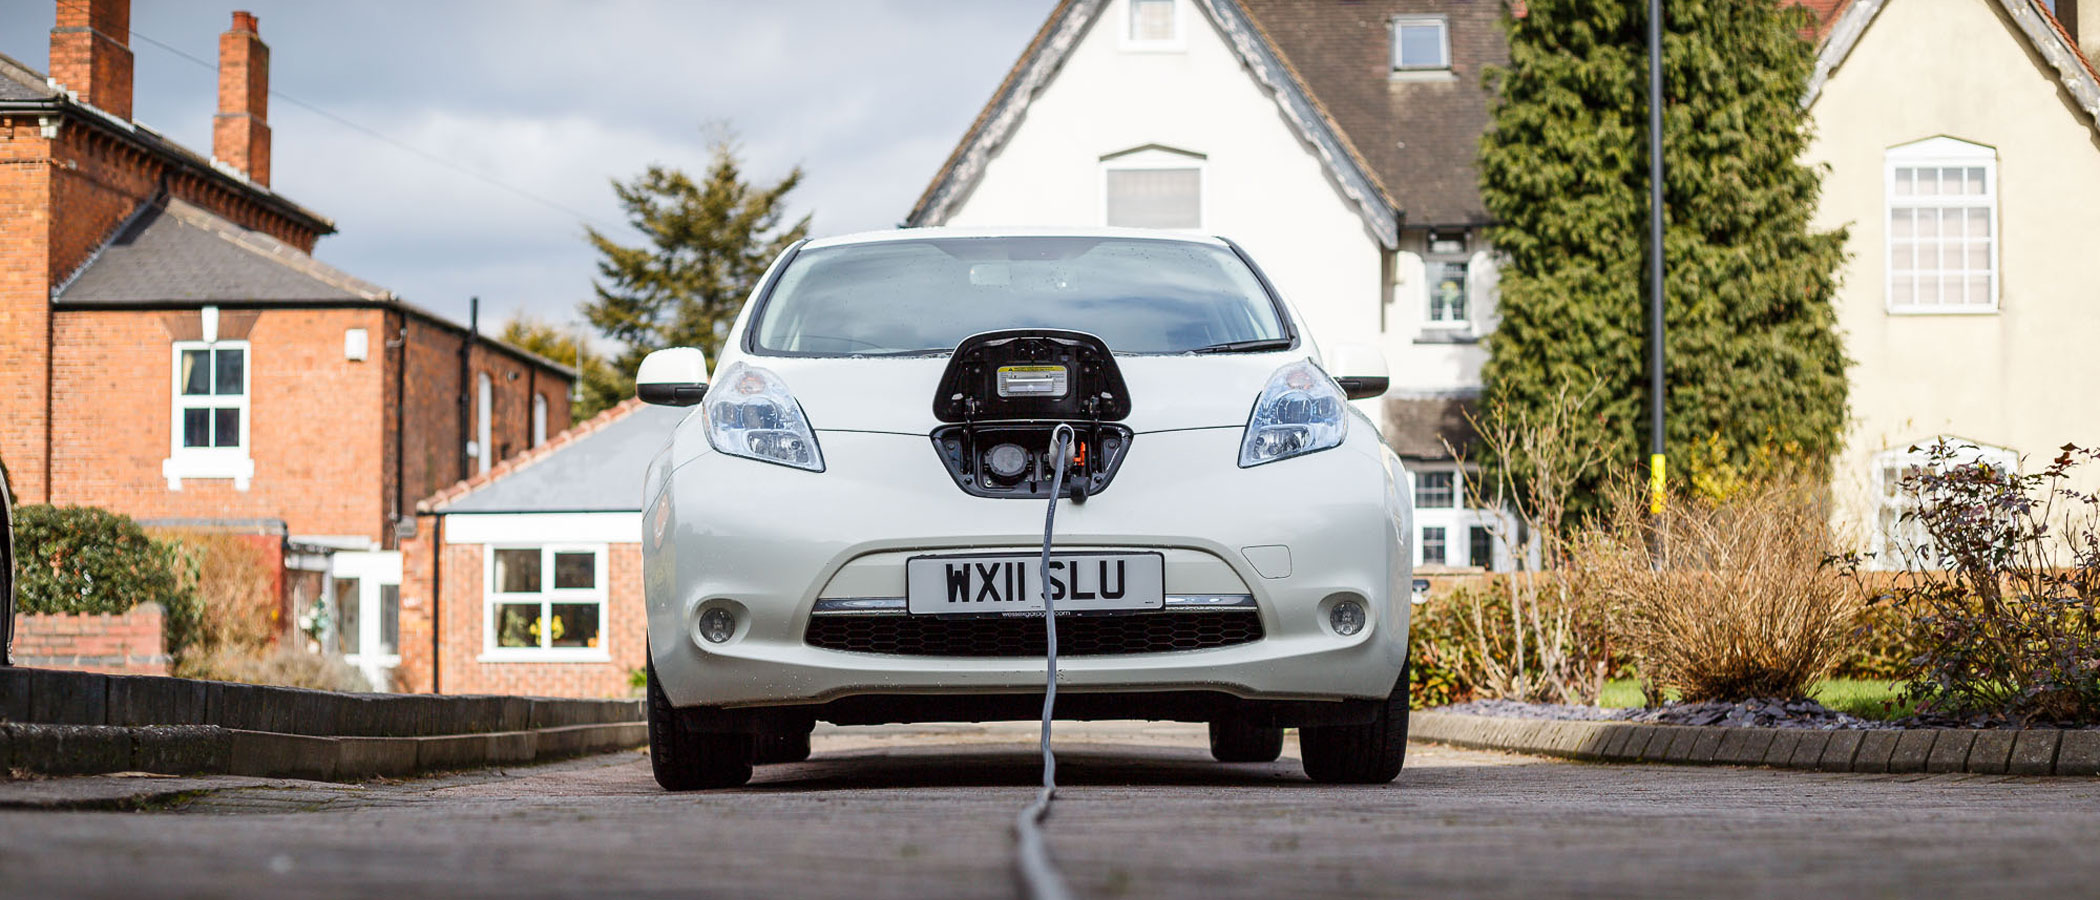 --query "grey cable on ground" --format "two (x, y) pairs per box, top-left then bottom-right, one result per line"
(1015, 423), (1078, 900)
